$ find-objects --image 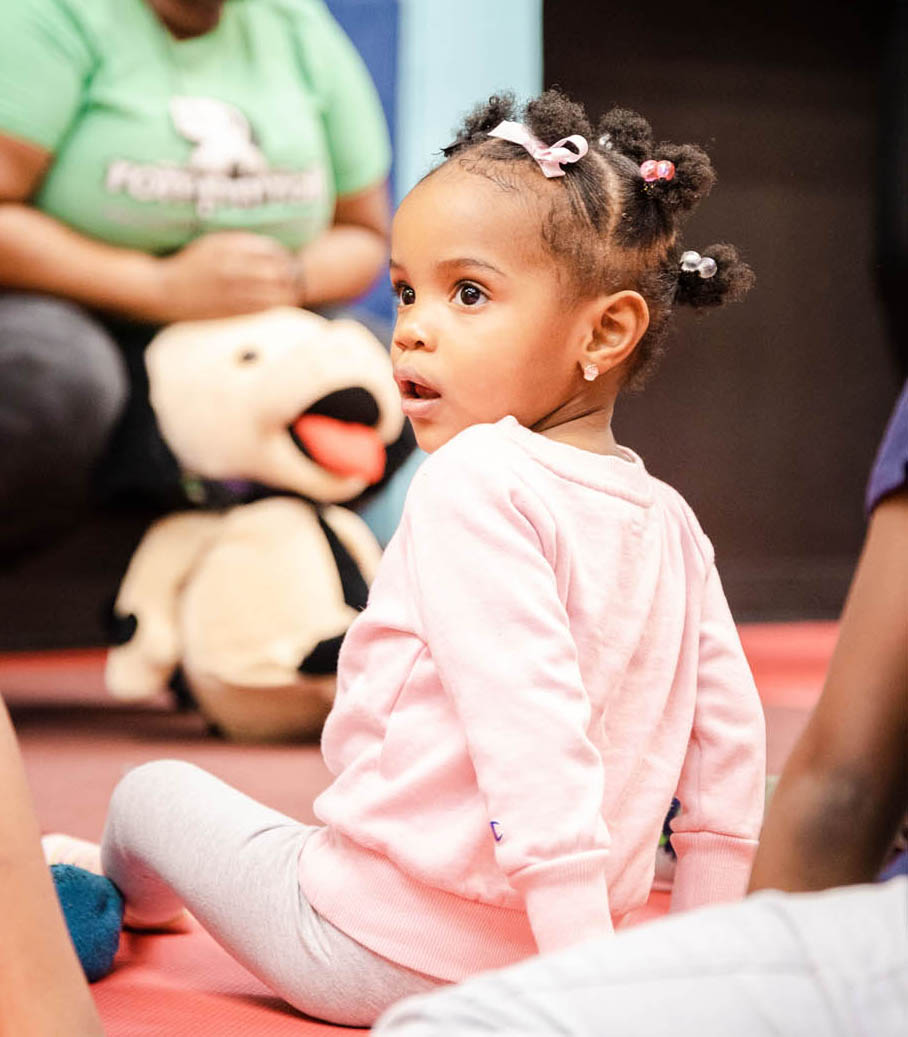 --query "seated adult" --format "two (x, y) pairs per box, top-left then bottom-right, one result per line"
(0, 0), (391, 554)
